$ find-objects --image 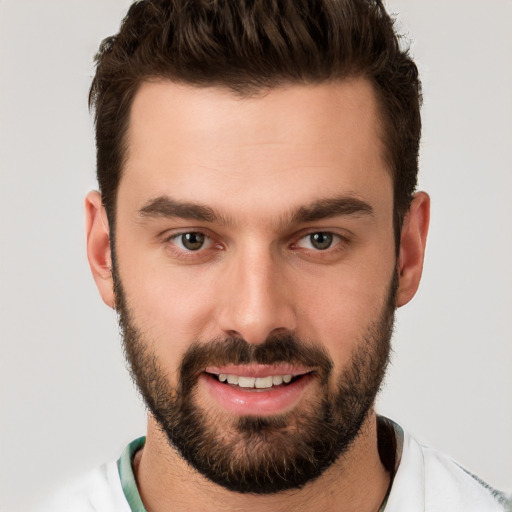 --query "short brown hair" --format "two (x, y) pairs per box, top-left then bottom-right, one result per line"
(89, 0), (421, 247)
